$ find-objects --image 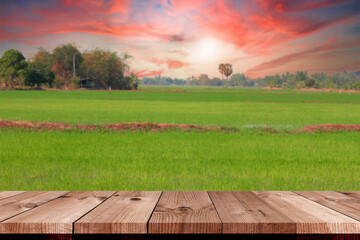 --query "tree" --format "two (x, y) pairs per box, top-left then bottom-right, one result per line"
(295, 71), (308, 82)
(352, 81), (360, 90)
(52, 43), (83, 80)
(0, 49), (28, 88)
(199, 74), (210, 86)
(218, 63), (233, 87)
(188, 76), (200, 86)
(218, 63), (225, 83)
(305, 78), (315, 88)
(80, 48), (132, 89)
(129, 72), (141, 90)
(229, 73), (246, 86)
(32, 47), (52, 65)
(32, 47), (53, 71)
(24, 62), (55, 88)
(206, 77), (222, 86)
